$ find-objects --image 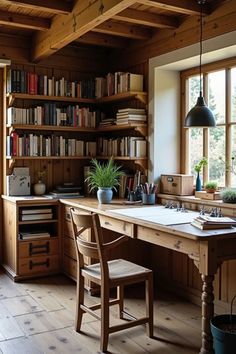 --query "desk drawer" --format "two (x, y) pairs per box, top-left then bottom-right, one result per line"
(18, 239), (59, 258)
(18, 255), (59, 275)
(99, 215), (134, 237)
(64, 205), (90, 221)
